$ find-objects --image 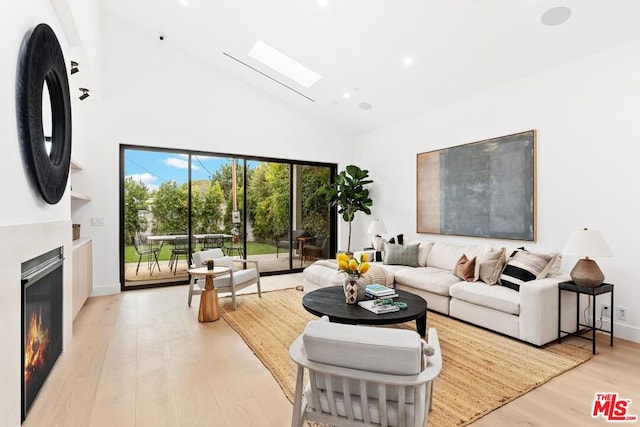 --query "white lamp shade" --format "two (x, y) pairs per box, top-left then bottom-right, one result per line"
(562, 229), (613, 258)
(367, 219), (387, 235)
